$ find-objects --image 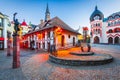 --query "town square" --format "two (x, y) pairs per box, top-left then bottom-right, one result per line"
(0, 0), (120, 80)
